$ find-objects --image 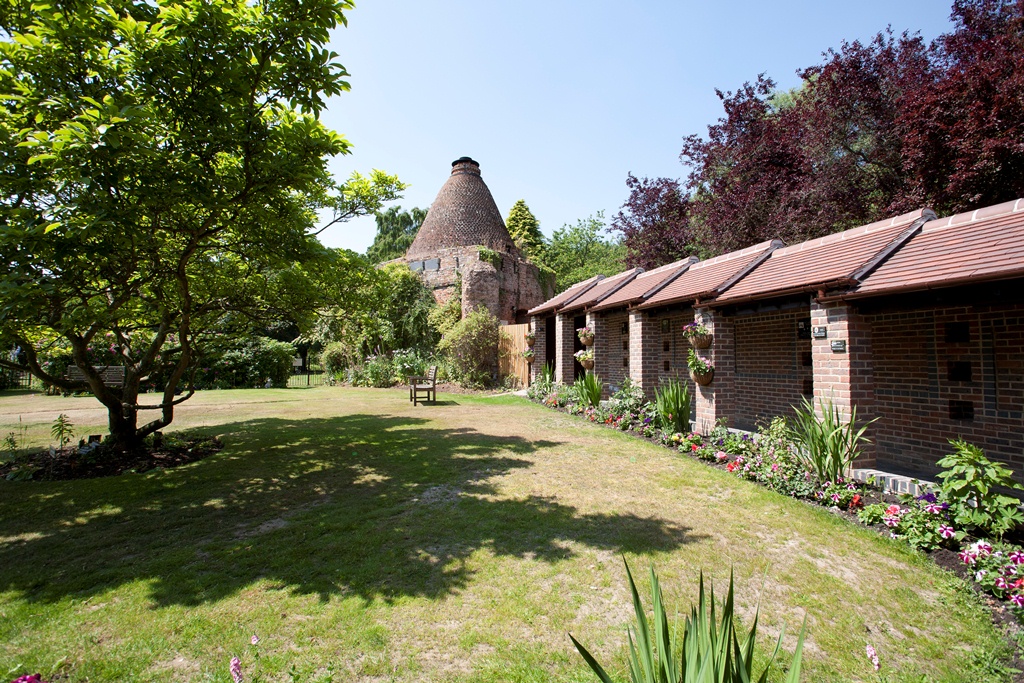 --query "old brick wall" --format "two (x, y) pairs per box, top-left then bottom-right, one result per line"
(868, 301), (1024, 477)
(731, 306), (813, 431)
